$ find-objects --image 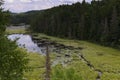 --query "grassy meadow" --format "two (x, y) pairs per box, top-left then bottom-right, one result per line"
(6, 28), (120, 80)
(31, 33), (120, 80)
(6, 26), (27, 34)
